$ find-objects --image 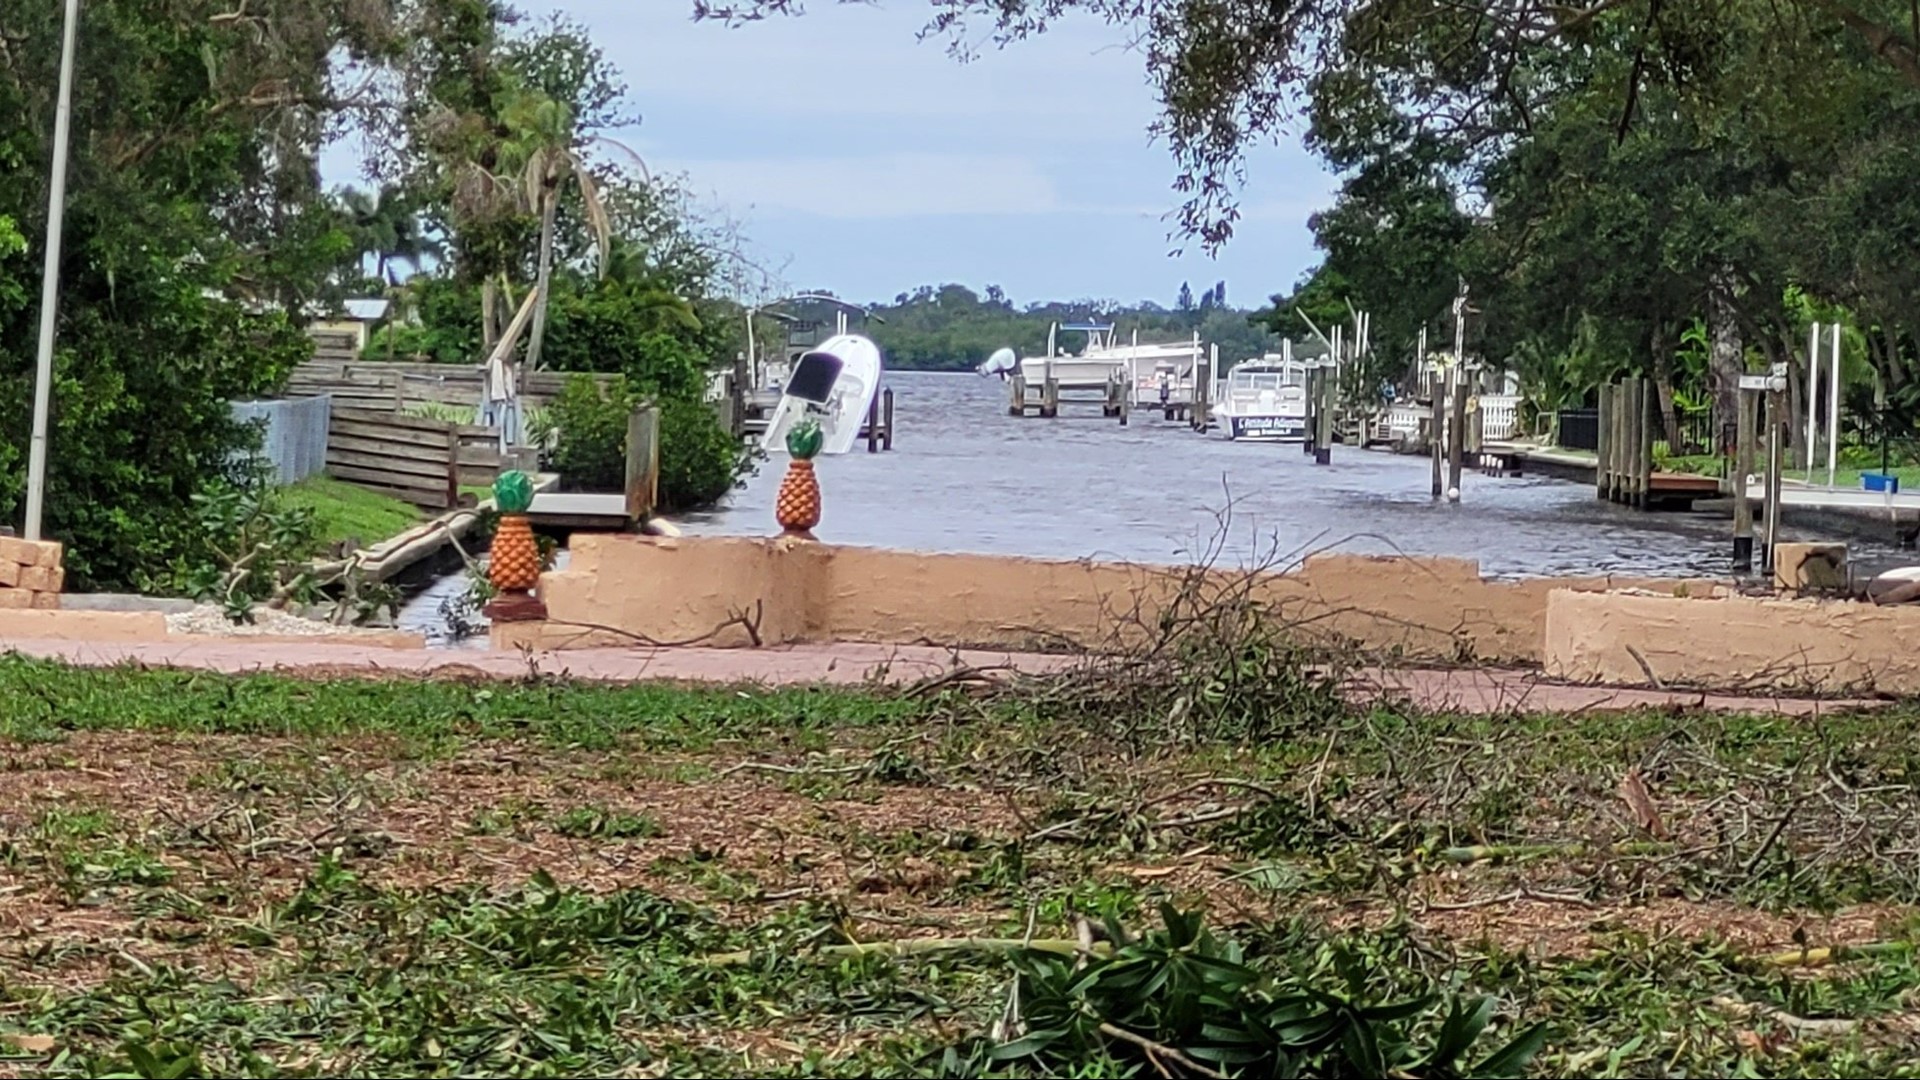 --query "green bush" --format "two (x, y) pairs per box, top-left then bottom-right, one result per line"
(538, 374), (754, 511)
(658, 394), (756, 509)
(540, 376), (632, 493)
